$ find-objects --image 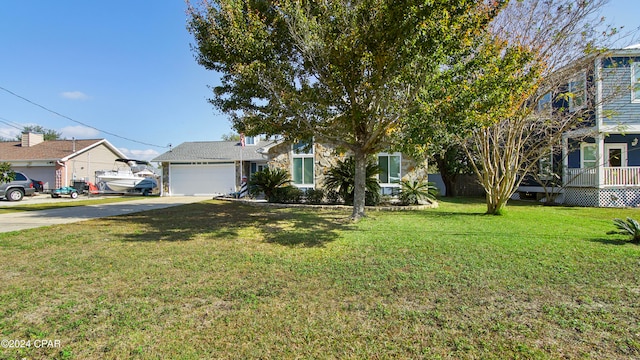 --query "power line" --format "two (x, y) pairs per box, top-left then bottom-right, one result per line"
(0, 86), (169, 148)
(0, 116), (24, 131)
